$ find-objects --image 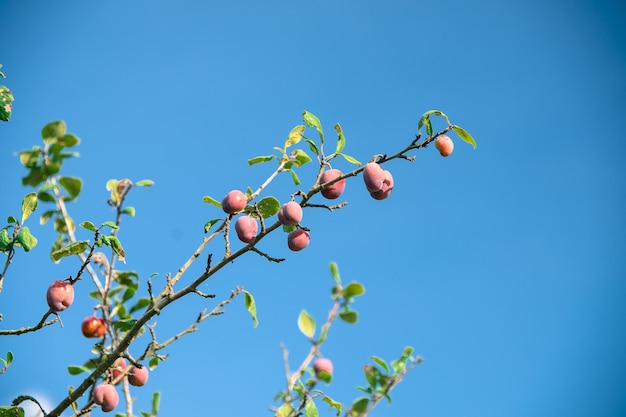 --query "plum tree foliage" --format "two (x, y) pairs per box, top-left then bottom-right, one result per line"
(0, 67), (476, 417)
